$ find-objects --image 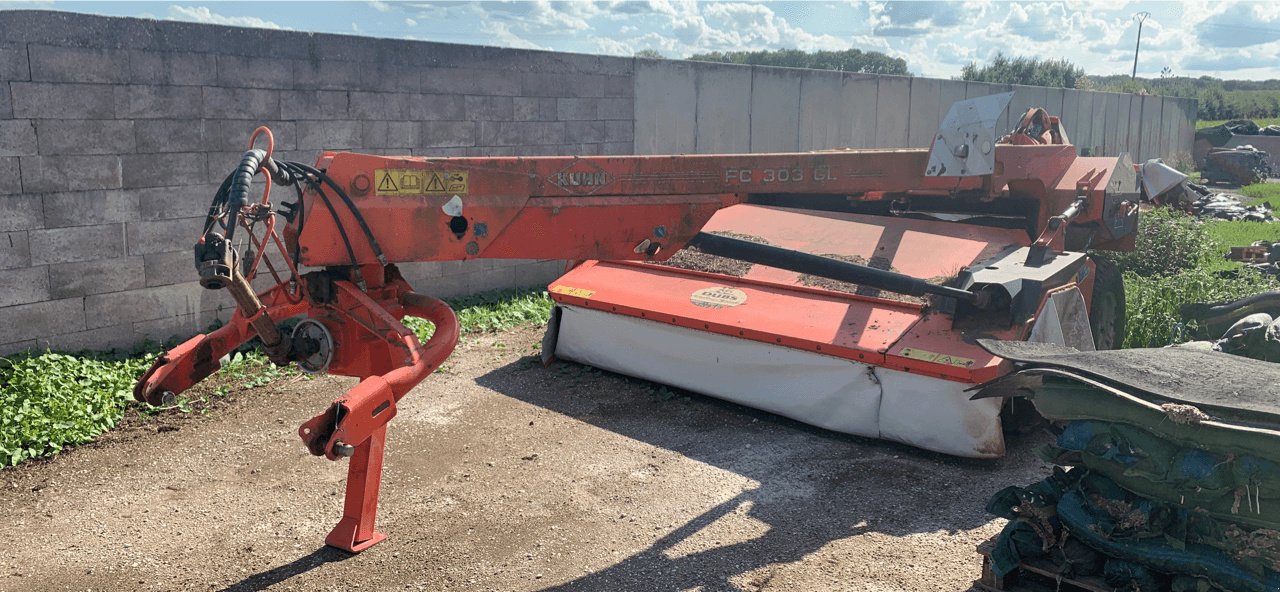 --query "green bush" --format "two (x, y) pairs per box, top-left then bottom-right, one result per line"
(1107, 208), (1217, 277)
(1122, 268), (1278, 348)
(0, 352), (151, 466)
